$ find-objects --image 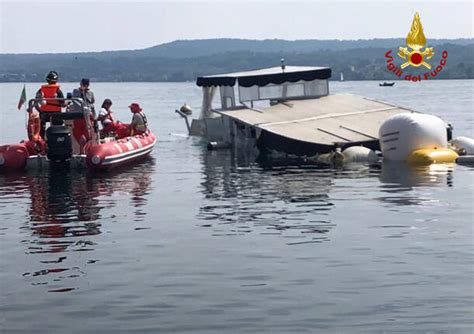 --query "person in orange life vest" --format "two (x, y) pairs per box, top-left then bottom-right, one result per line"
(34, 71), (66, 138)
(97, 99), (130, 138)
(129, 103), (148, 136)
